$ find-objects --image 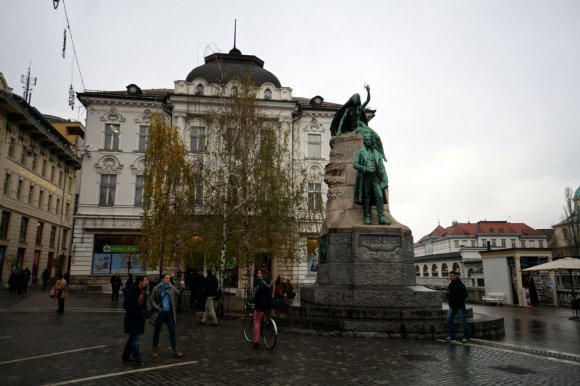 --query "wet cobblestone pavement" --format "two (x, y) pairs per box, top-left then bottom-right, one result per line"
(1, 290), (579, 385)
